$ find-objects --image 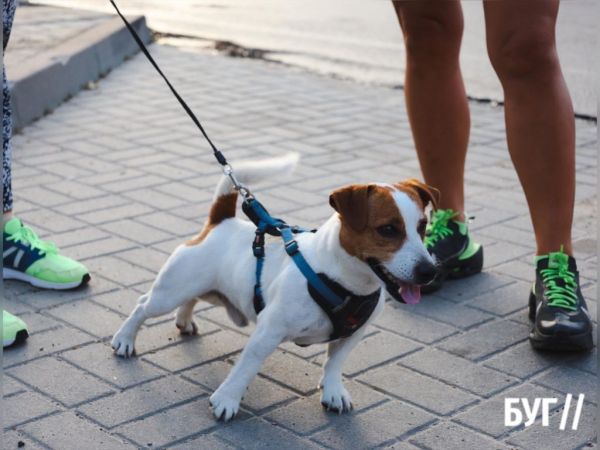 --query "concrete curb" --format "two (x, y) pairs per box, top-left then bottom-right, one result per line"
(10, 14), (151, 131)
